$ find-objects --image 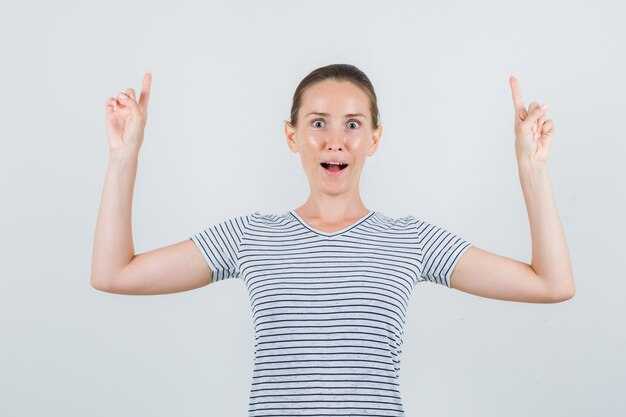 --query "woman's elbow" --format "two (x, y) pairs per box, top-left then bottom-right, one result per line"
(552, 282), (576, 302)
